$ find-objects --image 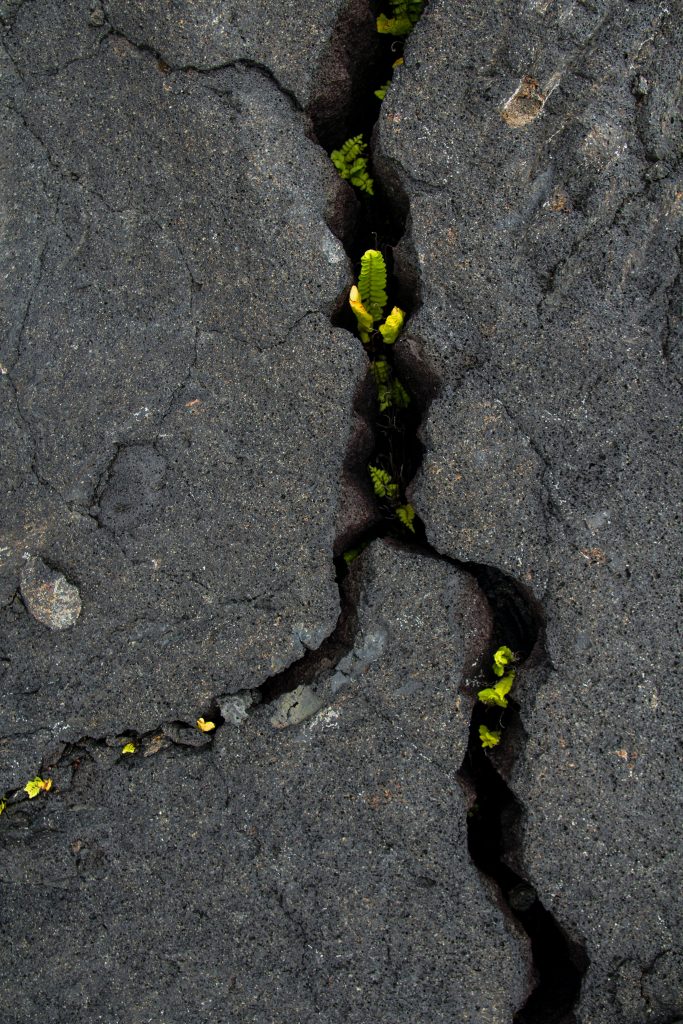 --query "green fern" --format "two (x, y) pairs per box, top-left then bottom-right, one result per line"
(377, 0), (423, 35)
(358, 249), (388, 324)
(391, 378), (410, 408)
(369, 465), (399, 501)
(349, 249), (407, 345)
(330, 135), (374, 195)
(396, 503), (416, 532)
